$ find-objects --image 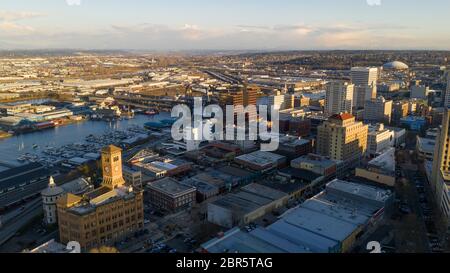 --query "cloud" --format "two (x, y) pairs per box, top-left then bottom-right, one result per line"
(0, 11), (44, 22)
(0, 20), (447, 51)
(0, 22), (34, 32)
